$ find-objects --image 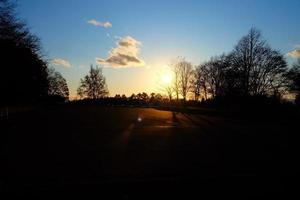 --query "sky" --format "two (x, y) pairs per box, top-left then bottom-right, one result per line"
(17, 0), (300, 98)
